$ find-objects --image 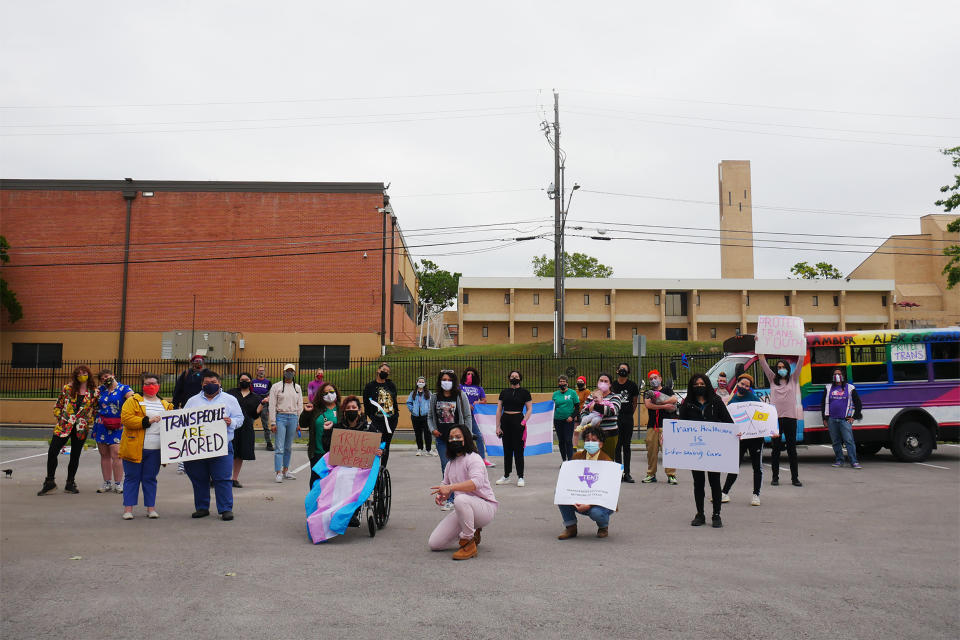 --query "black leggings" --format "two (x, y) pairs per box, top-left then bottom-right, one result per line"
(771, 417), (799, 481)
(501, 413), (525, 478)
(411, 415), (432, 452)
(692, 470), (722, 515)
(46, 431), (84, 483)
(723, 439), (763, 495)
(615, 420), (633, 475)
